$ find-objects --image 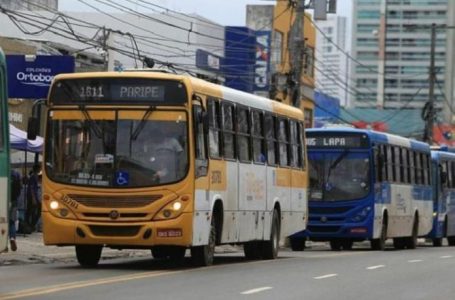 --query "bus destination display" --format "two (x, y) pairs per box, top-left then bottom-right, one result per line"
(306, 135), (369, 148)
(49, 77), (187, 105)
